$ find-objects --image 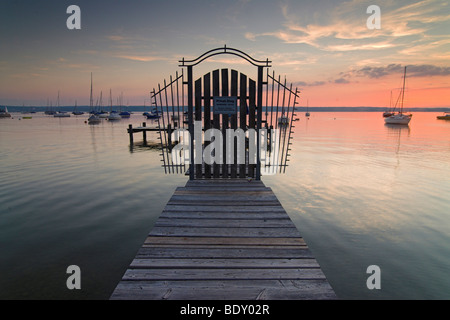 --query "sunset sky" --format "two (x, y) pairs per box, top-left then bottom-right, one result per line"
(0, 0), (449, 108)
